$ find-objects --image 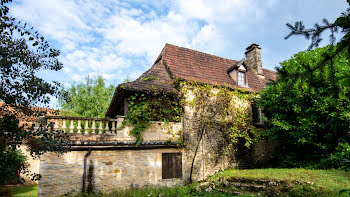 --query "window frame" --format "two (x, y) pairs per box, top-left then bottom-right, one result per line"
(252, 103), (264, 125)
(237, 70), (247, 87)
